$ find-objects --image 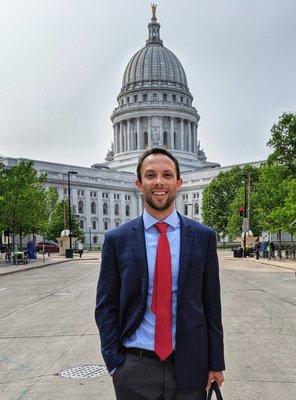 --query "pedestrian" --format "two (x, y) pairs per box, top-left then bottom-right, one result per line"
(267, 242), (271, 260)
(255, 241), (260, 260)
(95, 148), (225, 400)
(270, 242), (275, 259)
(77, 242), (83, 258)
